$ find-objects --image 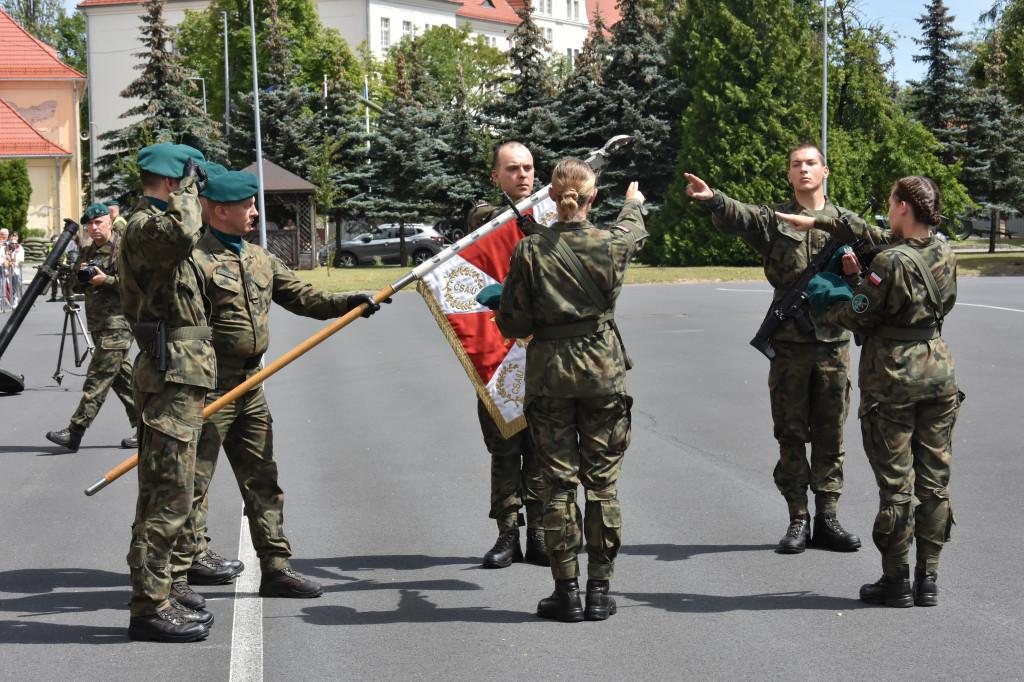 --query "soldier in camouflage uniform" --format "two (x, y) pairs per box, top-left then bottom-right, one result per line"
(495, 158), (647, 623)
(685, 143), (862, 554)
(780, 176), (961, 608)
(119, 142), (216, 643)
(467, 142), (549, 568)
(45, 203), (138, 452)
(168, 170), (381, 606)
